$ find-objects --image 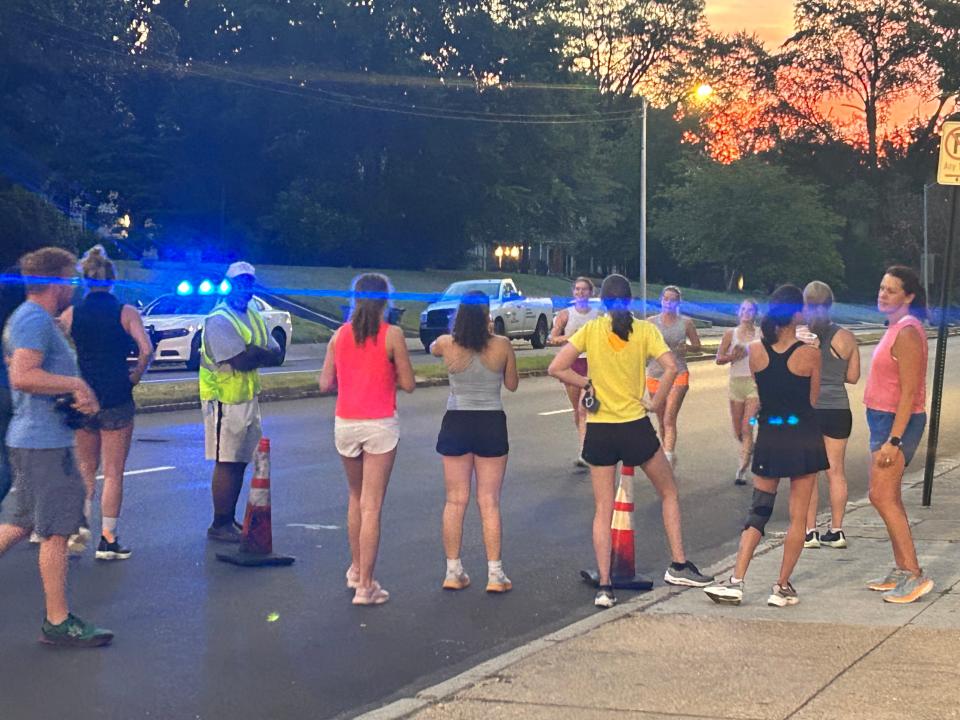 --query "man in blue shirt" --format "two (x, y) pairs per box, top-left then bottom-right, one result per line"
(0, 263), (23, 505)
(0, 247), (113, 647)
